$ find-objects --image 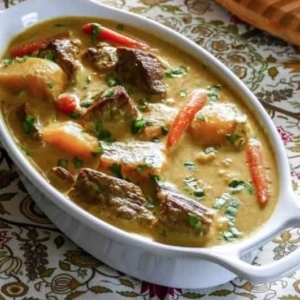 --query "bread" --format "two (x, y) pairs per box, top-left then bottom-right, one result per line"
(216, 0), (300, 46)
